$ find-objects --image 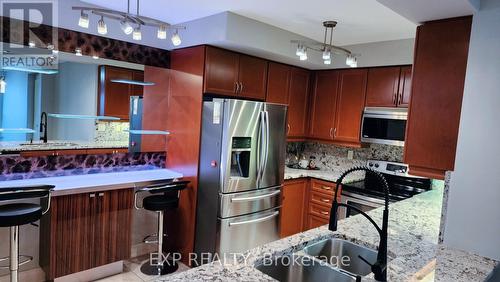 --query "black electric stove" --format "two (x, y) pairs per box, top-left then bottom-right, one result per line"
(341, 160), (432, 202)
